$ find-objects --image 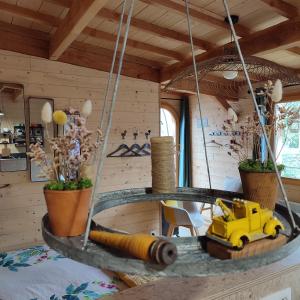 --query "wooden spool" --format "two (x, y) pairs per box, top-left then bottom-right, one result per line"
(149, 239), (177, 265)
(151, 136), (176, 194)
